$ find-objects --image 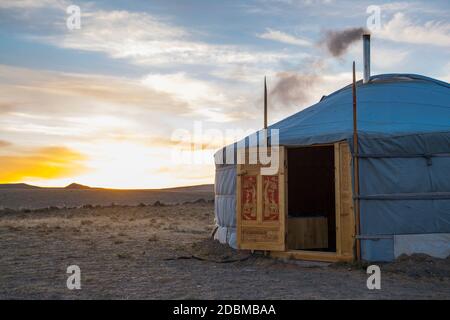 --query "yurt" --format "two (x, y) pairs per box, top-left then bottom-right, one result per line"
(213, 39), (450, 262)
